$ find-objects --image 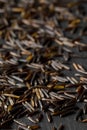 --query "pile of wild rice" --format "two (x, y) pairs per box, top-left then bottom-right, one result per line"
(0, 0), (87, 130)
